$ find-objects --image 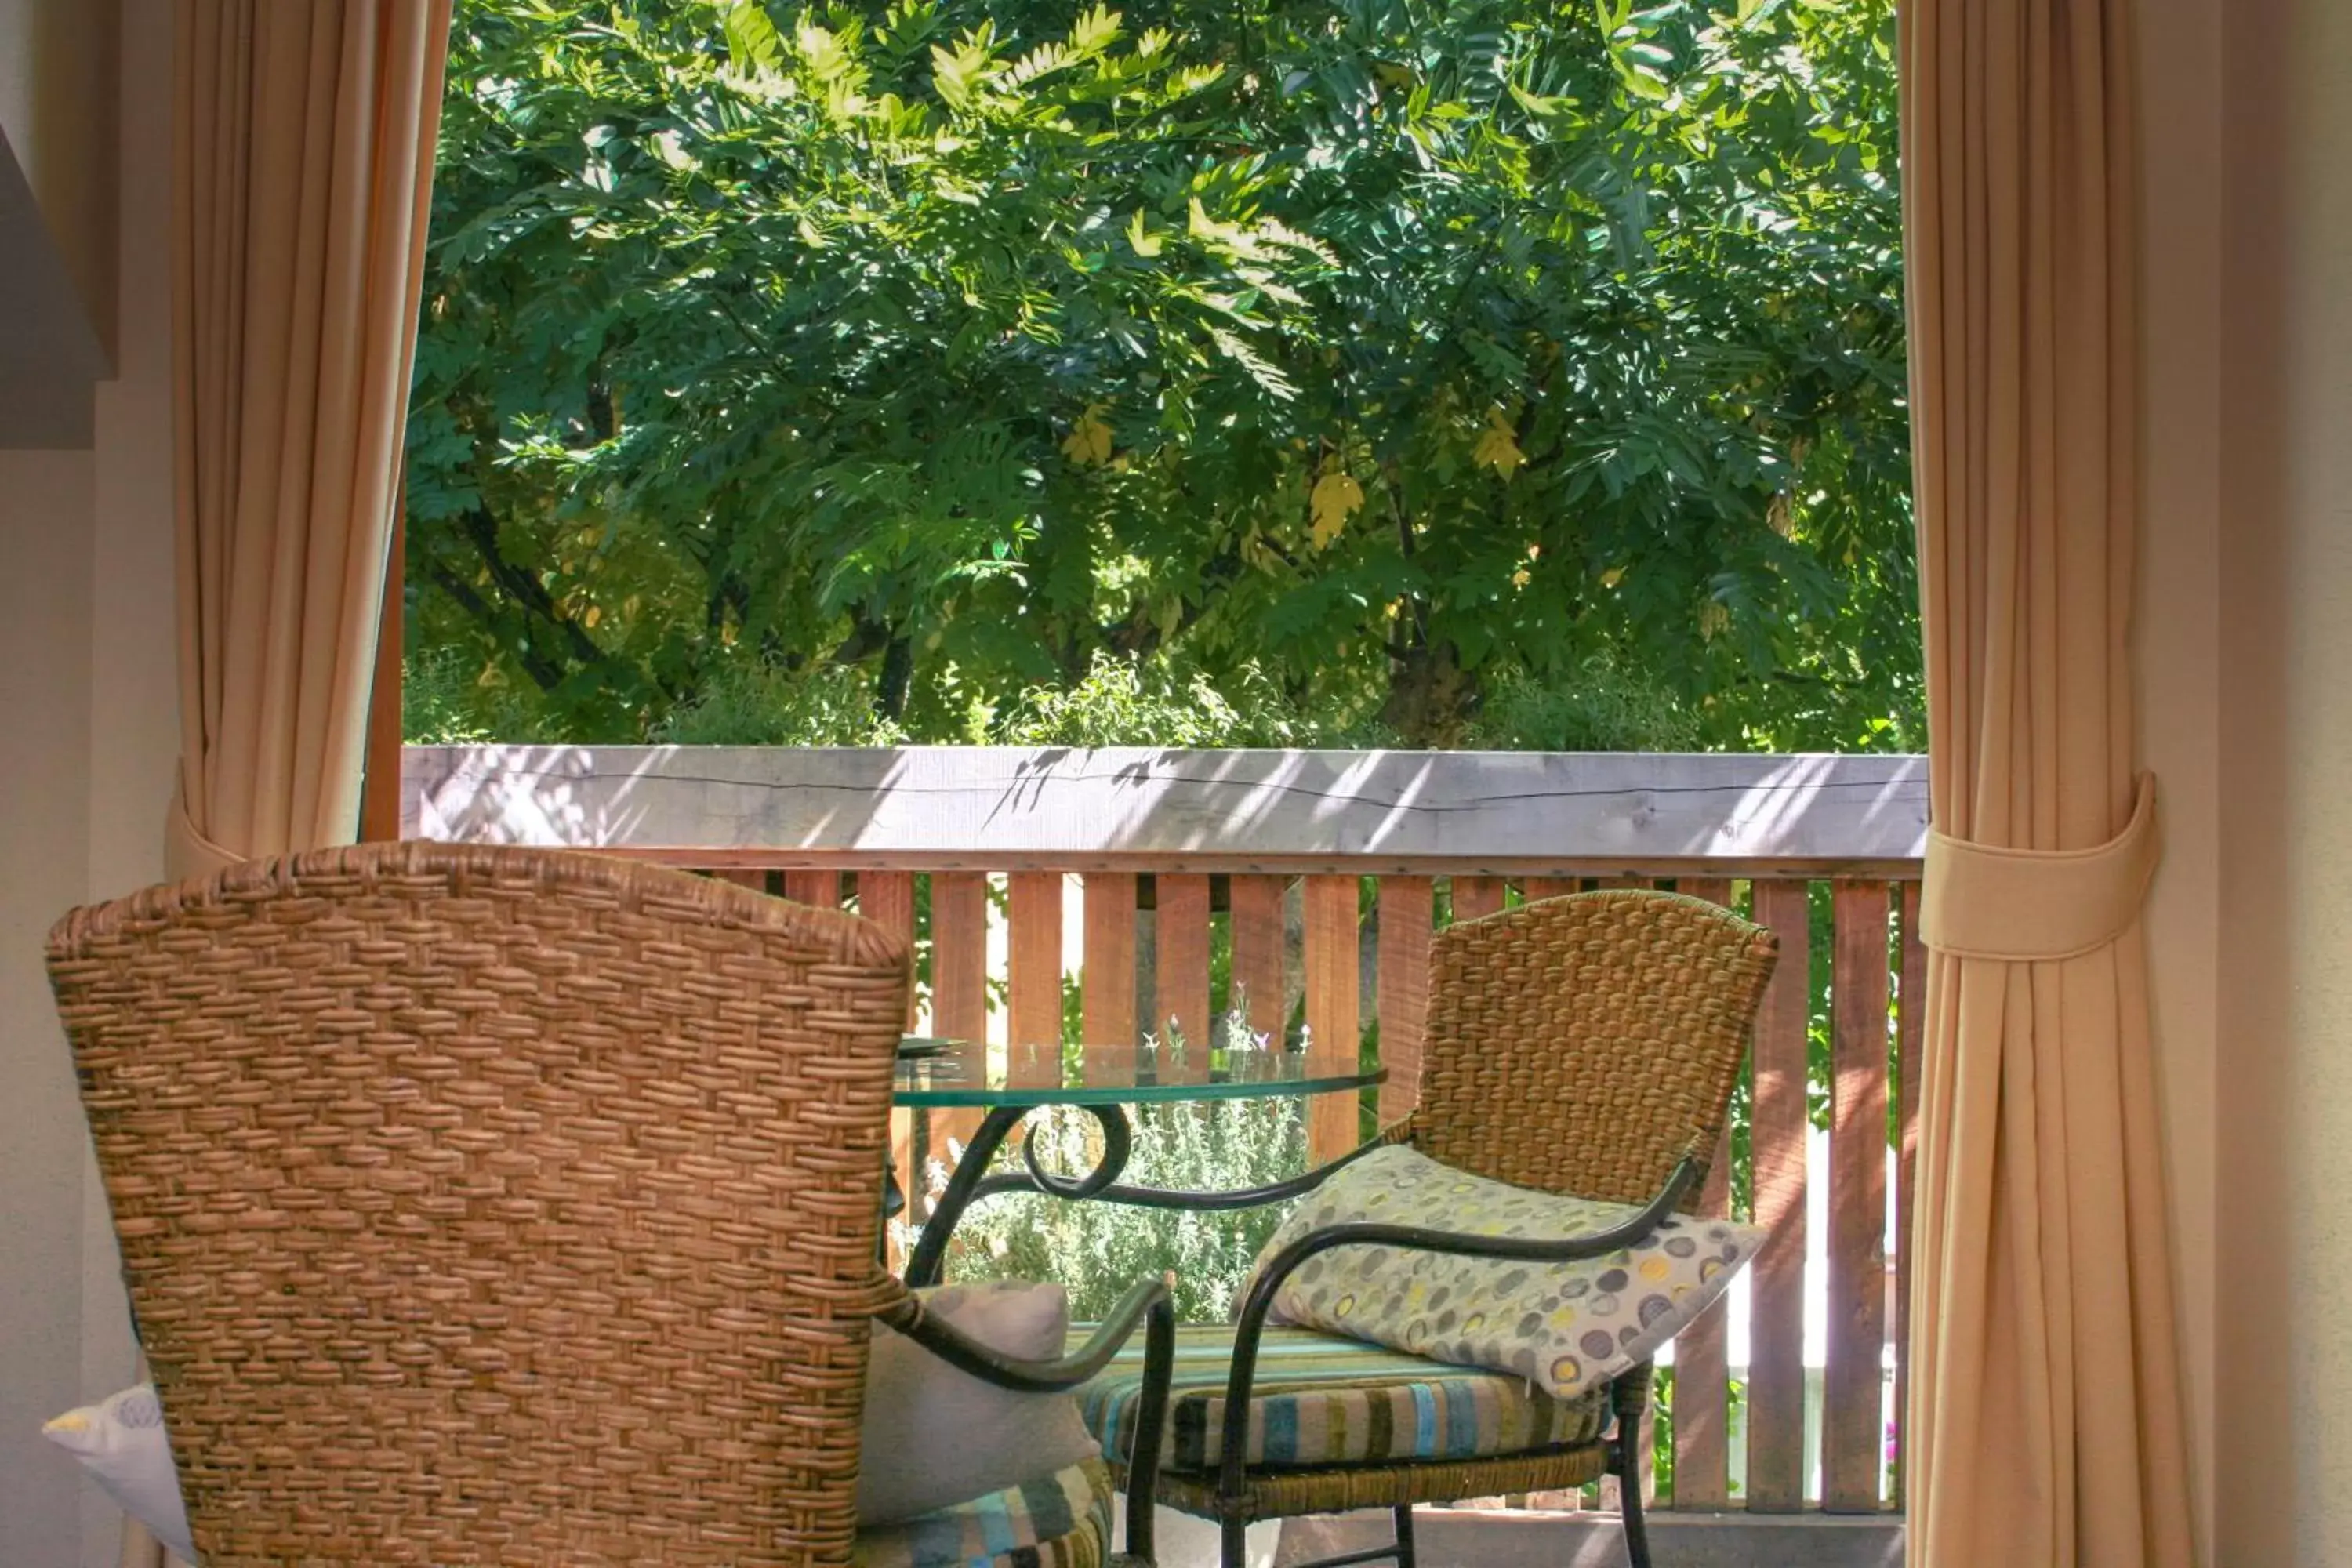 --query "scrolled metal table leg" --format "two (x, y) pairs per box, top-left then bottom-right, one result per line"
(902, 1105), (1028, 1287)
(1019, 1104), (1133, 1200)
(902, 1104), (1142, 1286)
